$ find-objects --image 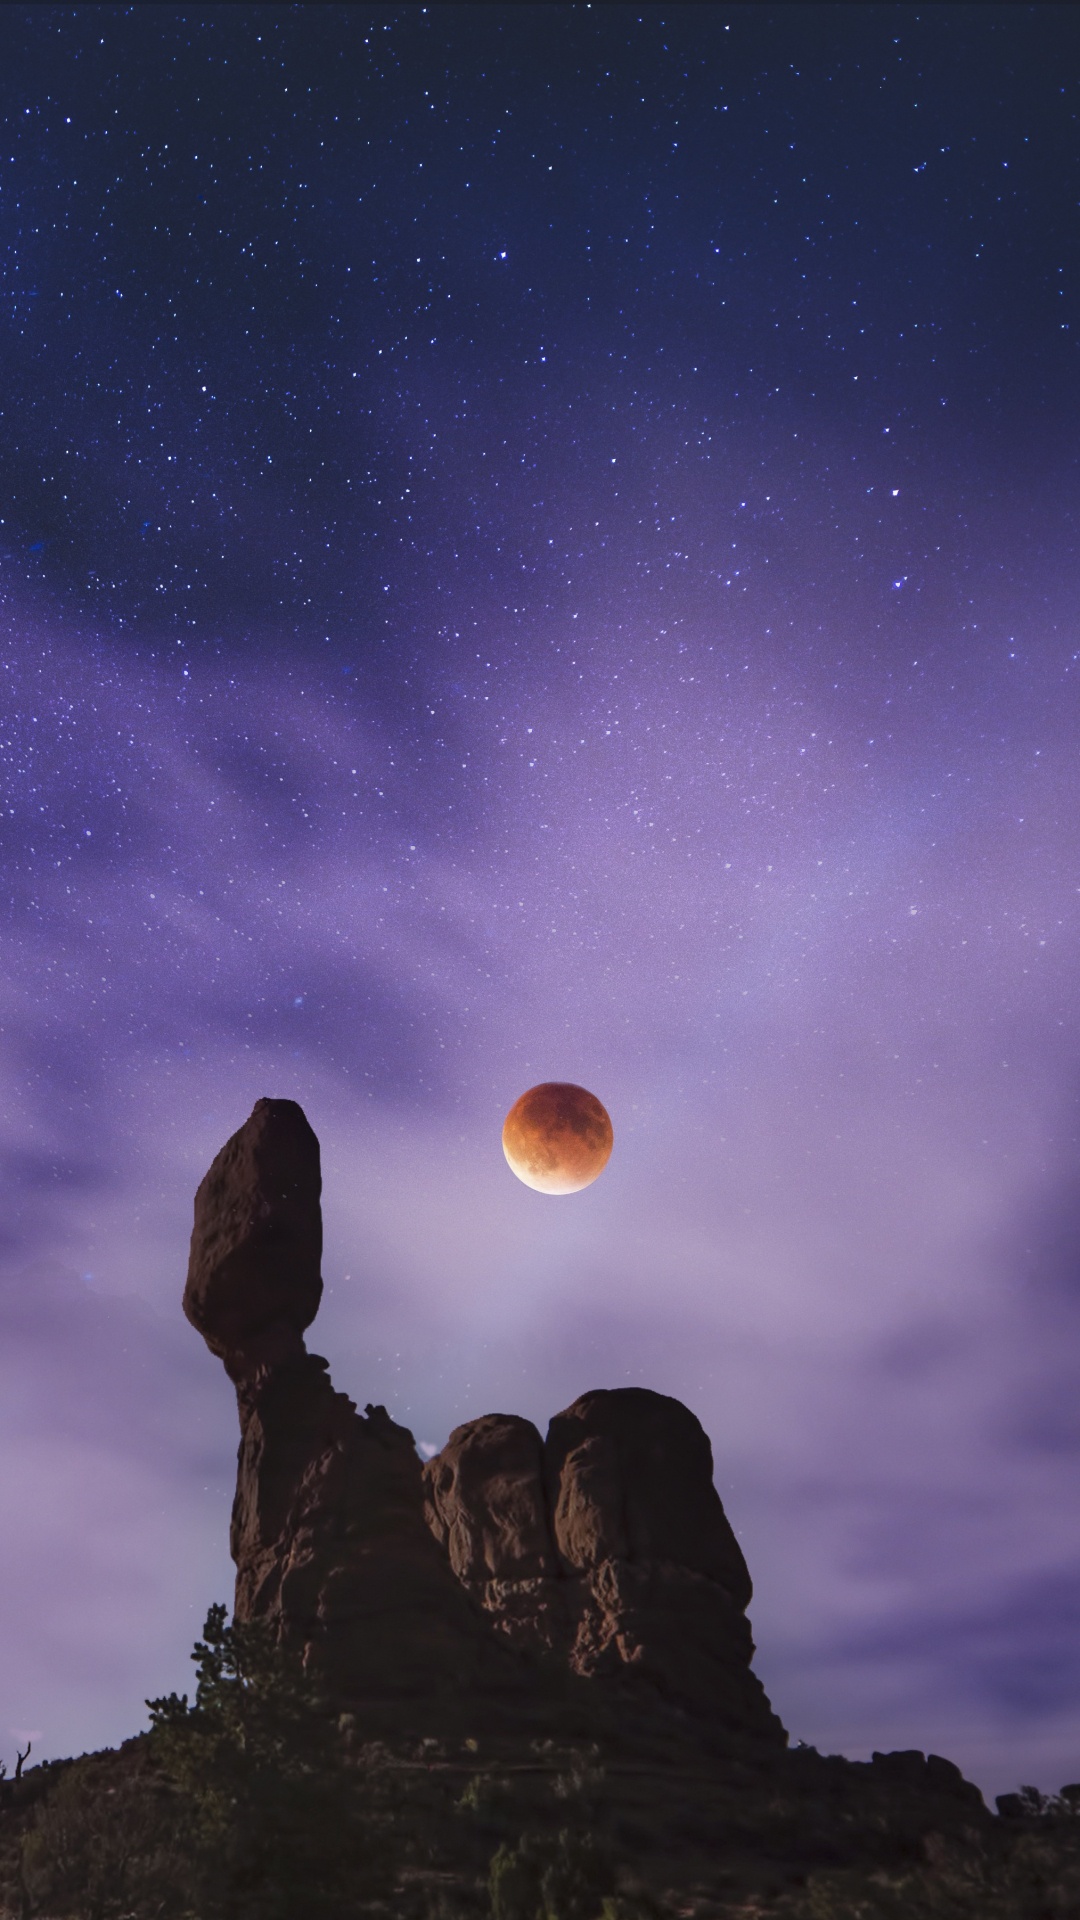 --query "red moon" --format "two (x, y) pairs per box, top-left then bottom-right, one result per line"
(501, 1082), (614, 1194)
